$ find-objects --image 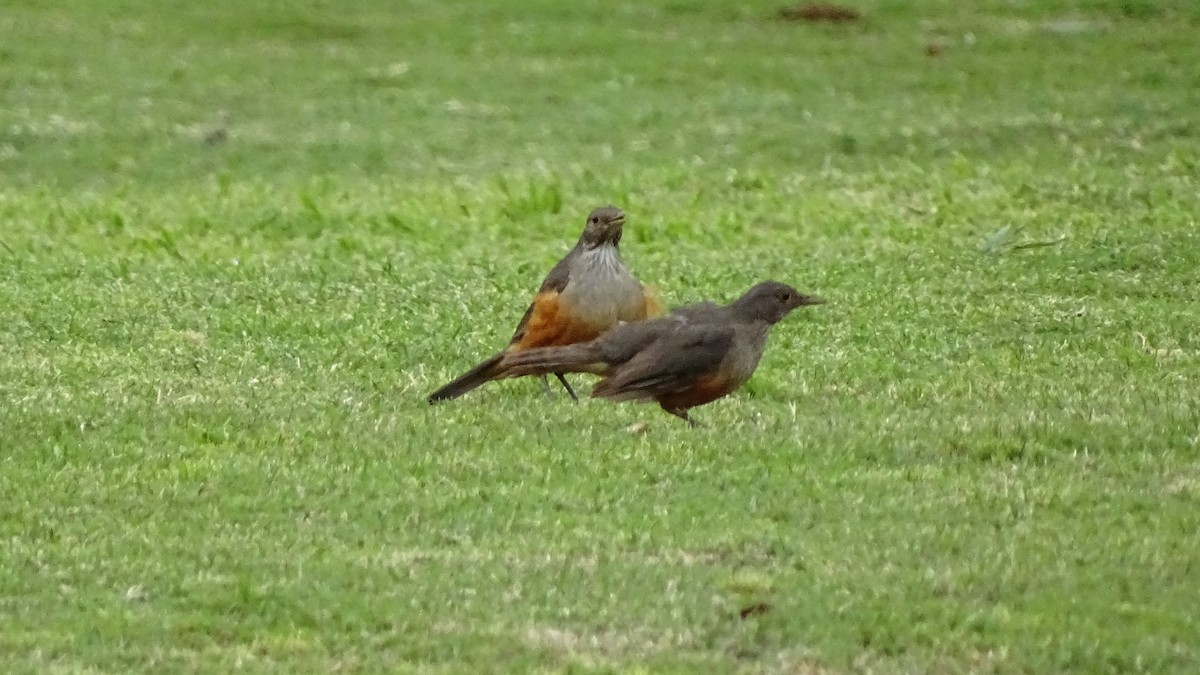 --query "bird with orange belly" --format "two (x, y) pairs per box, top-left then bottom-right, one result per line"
(497, 281), (824, 426)
(427, 206), (663, 403)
